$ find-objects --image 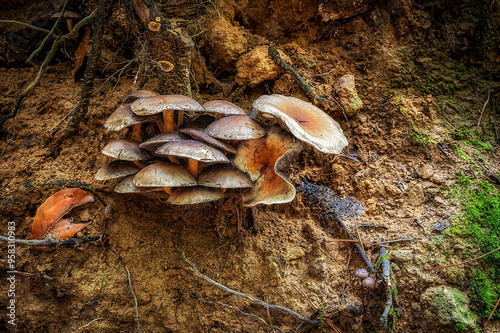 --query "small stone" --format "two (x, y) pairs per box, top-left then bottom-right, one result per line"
(421, 164), (434, 179)
(434, 220), (450, 232)
(334, 74), (363, 117)
(79, 209), (90, 222)
(235, 46), (291, 87)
